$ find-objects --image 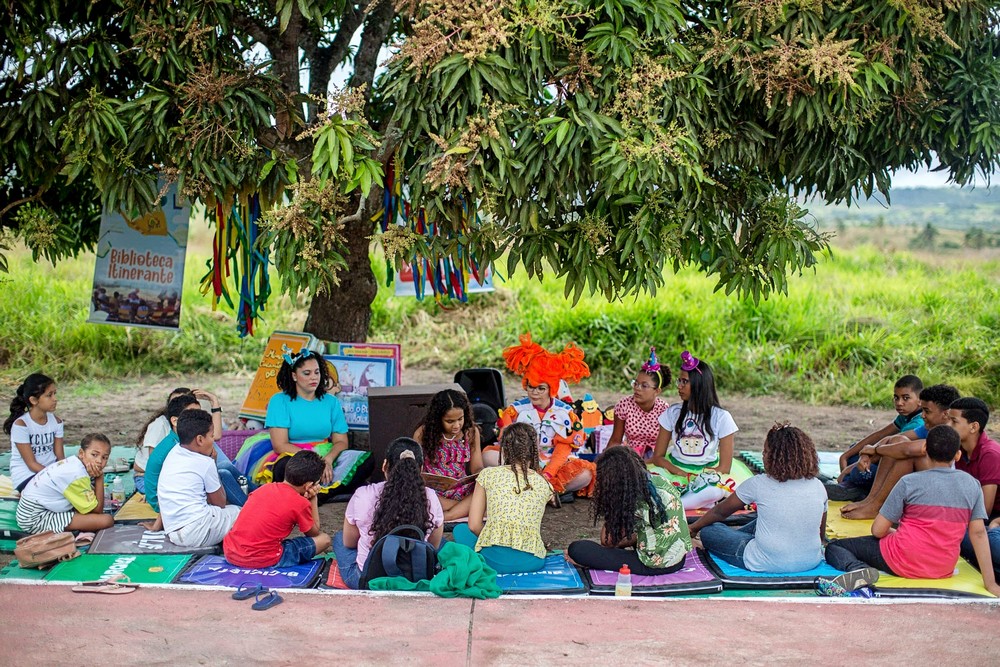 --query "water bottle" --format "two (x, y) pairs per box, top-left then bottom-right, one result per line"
(615, 564), (632, 597)
(111, 476), (126, 507)
(103, 478), (113, 508)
